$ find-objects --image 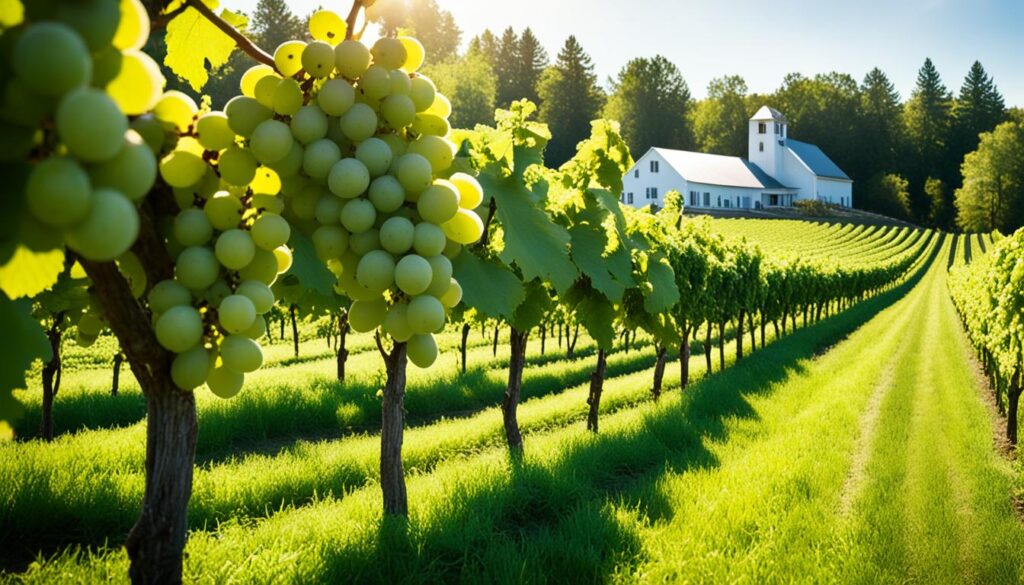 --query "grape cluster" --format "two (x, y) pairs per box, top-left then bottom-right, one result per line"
(150, 91), (294, 399)
(1, 0), (162, 264)
(234, 12), (485, 368)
